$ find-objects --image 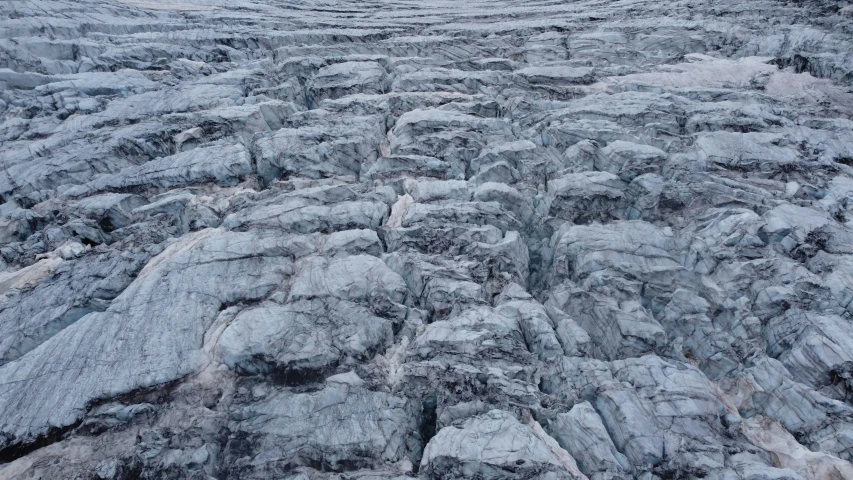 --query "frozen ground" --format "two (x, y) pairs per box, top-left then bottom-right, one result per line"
(2, 0), (853, 478)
